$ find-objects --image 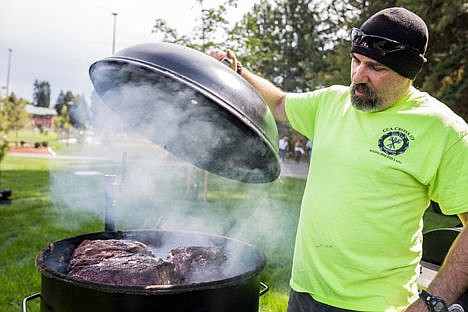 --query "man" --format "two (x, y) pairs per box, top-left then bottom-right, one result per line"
(306, 140), (313, 163)
(212, 7), (467, 312)
(279, 136), (290, 163)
